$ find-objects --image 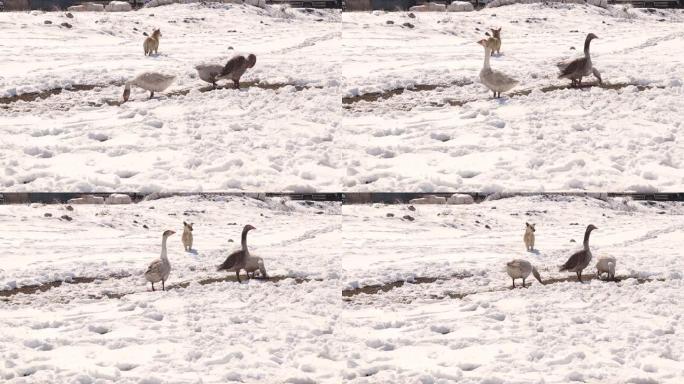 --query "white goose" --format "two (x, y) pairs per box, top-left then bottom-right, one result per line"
(244, 254), (268, 279)
(123, 72), (175, 102)
(506, 259), (543, 288)
(595, 256), (616, 281)
(194, 64), (224, 88)
(477, 39), (518, 98)
(144, 230), (175, 291)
